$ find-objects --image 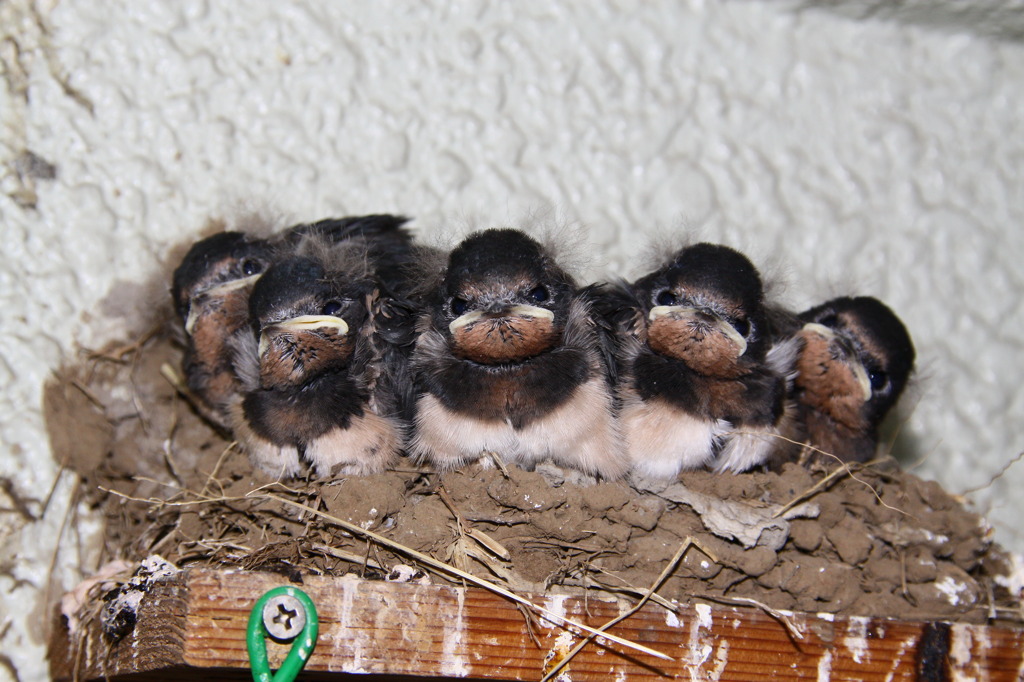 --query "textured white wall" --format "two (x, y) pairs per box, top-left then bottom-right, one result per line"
(2, 1), (1022, 679)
